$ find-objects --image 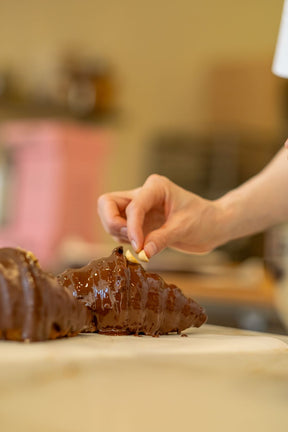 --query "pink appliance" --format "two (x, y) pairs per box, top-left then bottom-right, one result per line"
(0, 120), (110, 268)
